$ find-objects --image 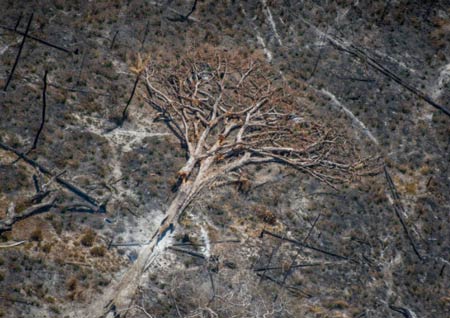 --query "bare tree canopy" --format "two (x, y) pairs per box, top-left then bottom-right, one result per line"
(145, 48), (373, 188)
(101, 47), (378, 318)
